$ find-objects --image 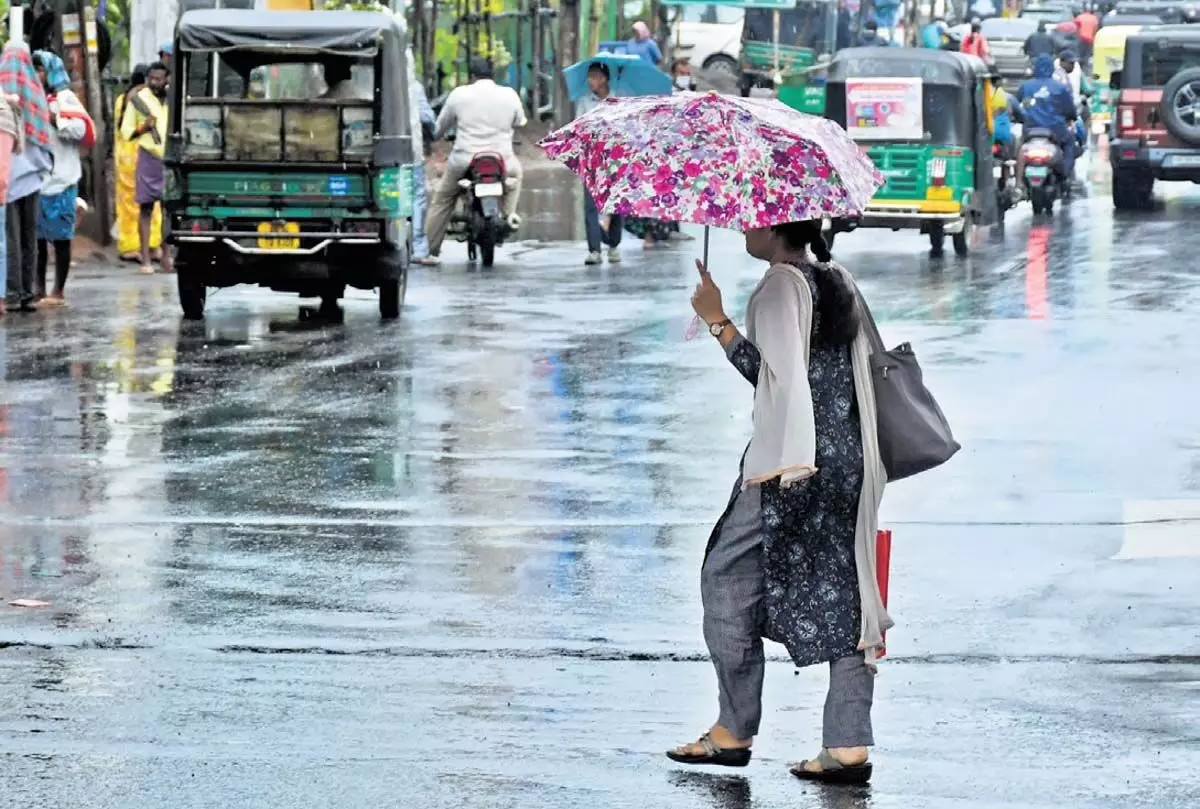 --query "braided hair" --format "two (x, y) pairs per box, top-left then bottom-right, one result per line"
(771, 220), (860, 345)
